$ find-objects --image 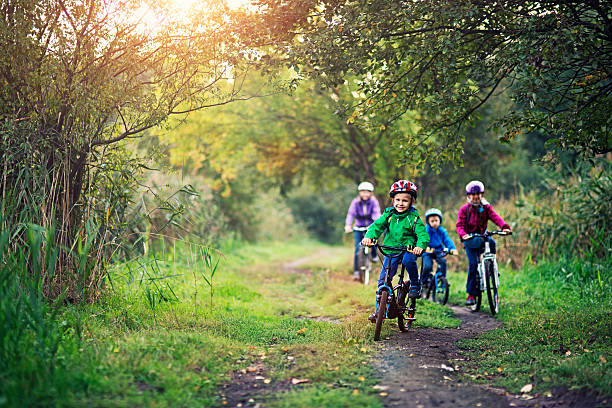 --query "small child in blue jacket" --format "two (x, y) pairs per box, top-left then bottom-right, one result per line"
(421, 208), (458, 285)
